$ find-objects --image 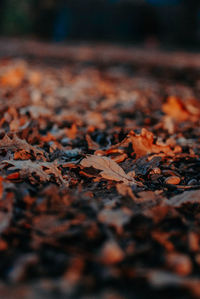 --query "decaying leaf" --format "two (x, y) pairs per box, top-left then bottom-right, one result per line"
(0, 45), (200, 298)
(0, 160), (65, 185)
(0, 134), (44, 159)
(81, 155), (137, 185)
